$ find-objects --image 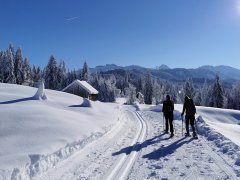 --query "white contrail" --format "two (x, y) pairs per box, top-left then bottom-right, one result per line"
(66, 16), (80, 21)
